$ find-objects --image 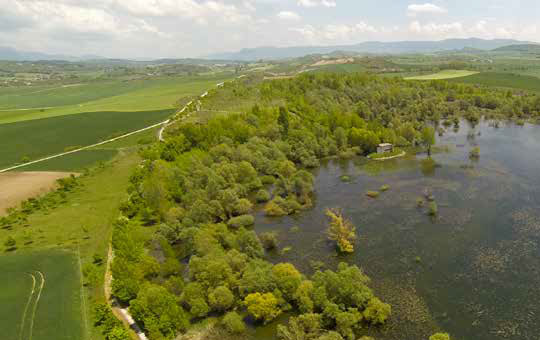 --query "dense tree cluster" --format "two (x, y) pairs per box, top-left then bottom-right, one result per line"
(110, 72), (535, 339)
